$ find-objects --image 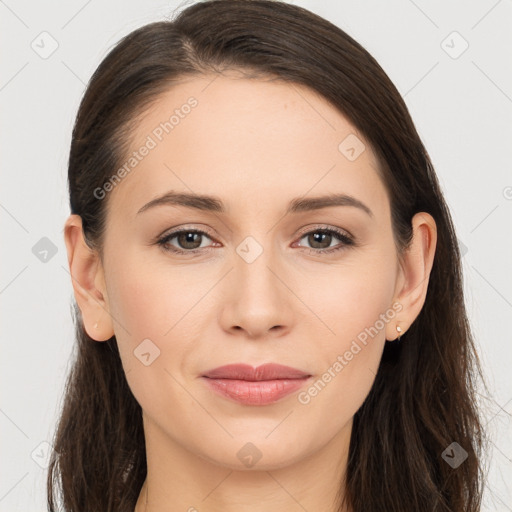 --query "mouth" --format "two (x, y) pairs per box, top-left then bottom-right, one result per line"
(201, 363), (312, 405)
(202, 362), (311, 380)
